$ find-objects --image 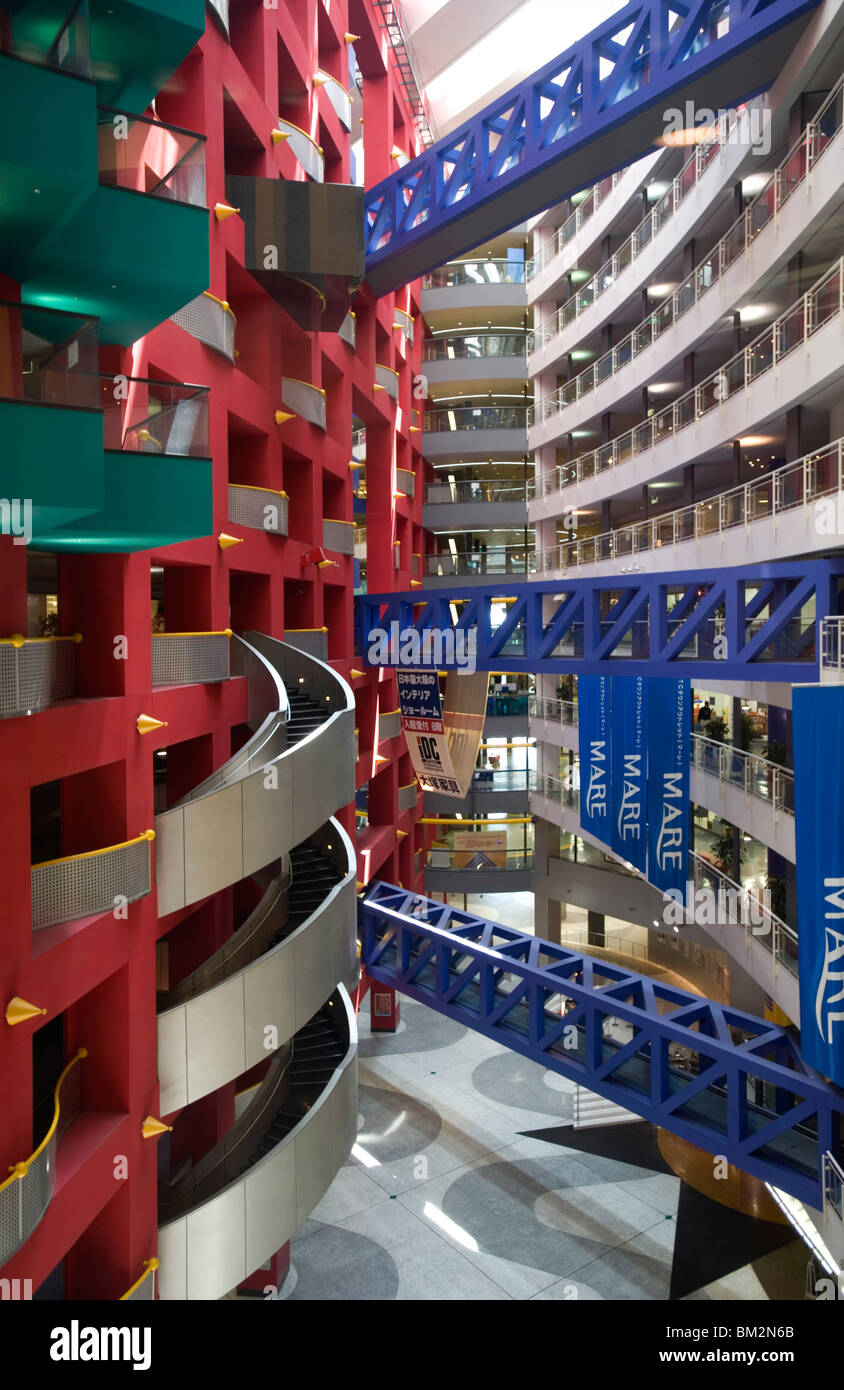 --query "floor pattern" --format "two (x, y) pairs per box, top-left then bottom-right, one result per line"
(287, 998), (804, 1301)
